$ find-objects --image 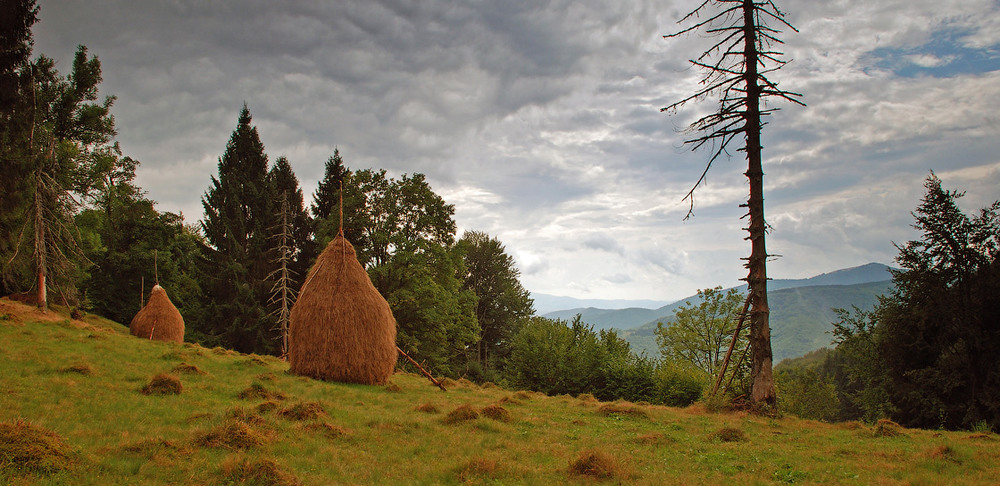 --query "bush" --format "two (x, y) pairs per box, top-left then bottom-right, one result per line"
(654, 363), (706, 407)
